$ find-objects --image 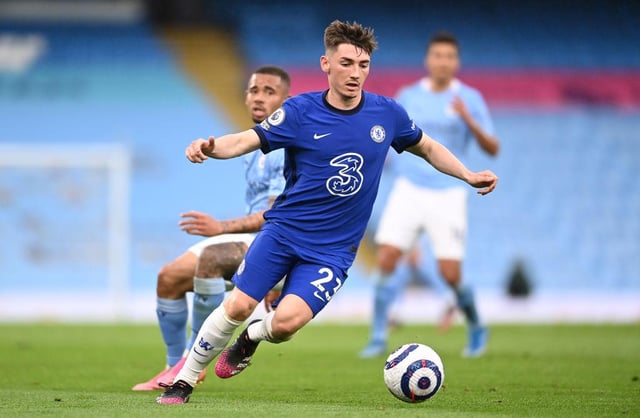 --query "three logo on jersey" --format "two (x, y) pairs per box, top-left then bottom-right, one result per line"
(327, 153), (364, 197)
(260, 107), (394, 198)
